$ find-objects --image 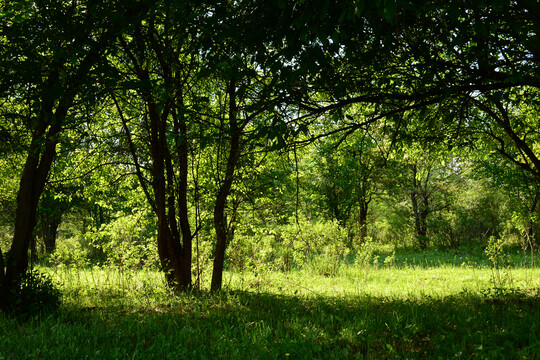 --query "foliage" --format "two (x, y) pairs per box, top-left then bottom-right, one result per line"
(2, 0), (540, 302)
(45, 208), (158, 270)
(1, 270), (61, 316)
(308, 126), (391, 240)
(47, 237), (92, 268)
(229, 215), (350, 275)
(484, 236), (515, 288)
(91, 212), (158, 269)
